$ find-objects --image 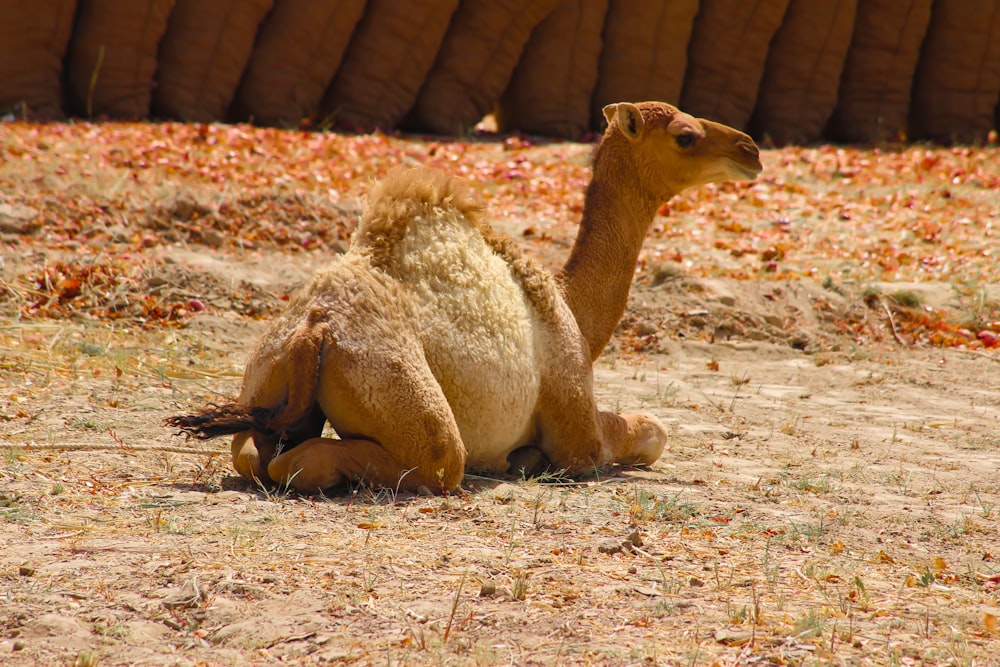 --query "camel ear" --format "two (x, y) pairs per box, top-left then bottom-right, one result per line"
(602, 103), (618, 127)
(606, 102), (644, 141)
